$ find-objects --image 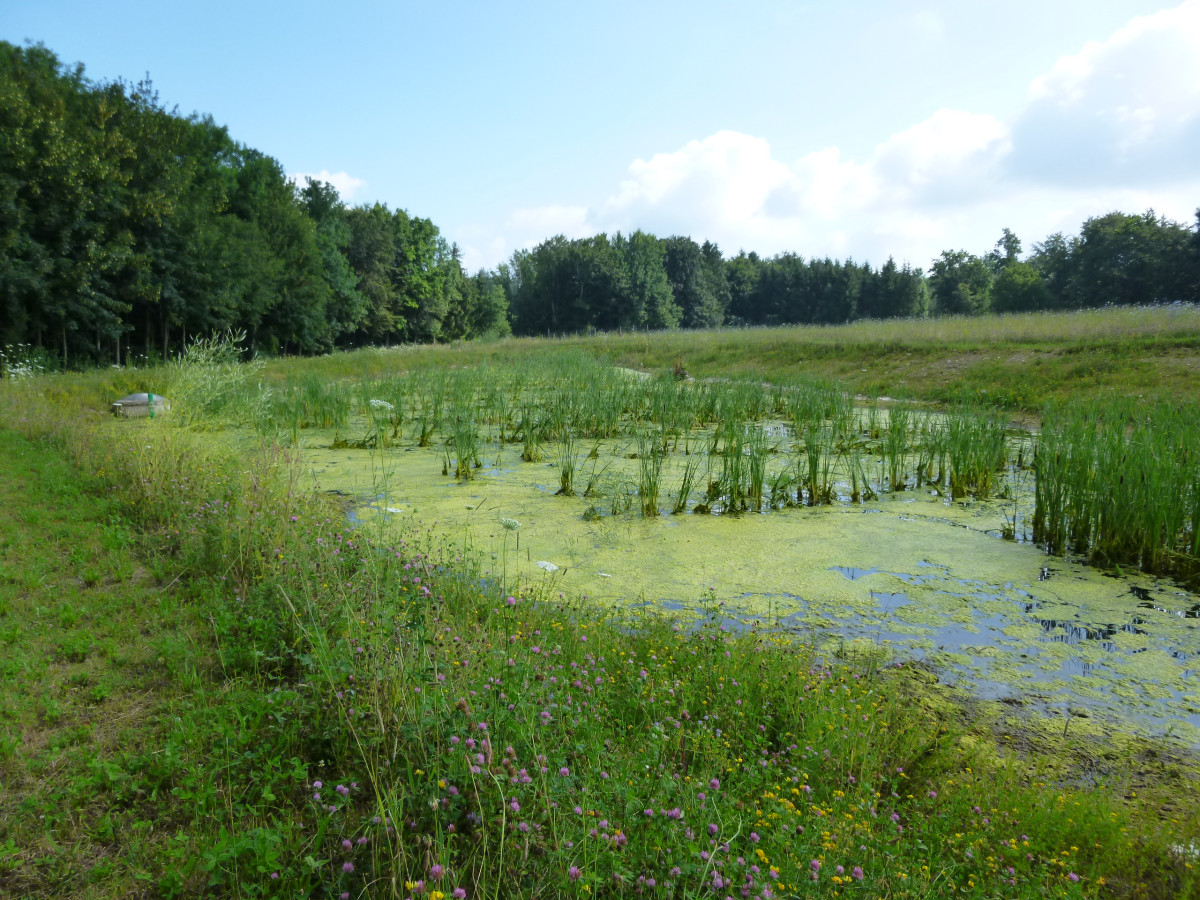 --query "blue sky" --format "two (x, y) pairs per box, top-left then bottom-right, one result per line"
(4, 1), (1198, 271)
